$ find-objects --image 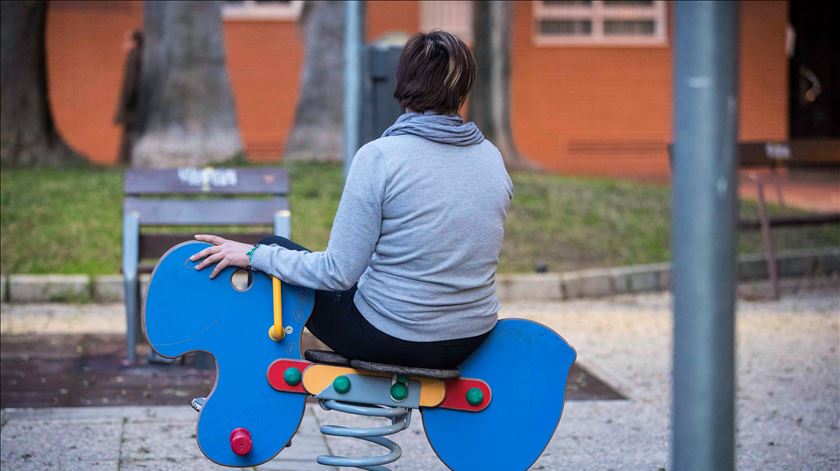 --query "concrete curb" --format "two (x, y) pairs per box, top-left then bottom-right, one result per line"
(495, 247), (837, 301)
(1, 248), (837, 303)
(92, 274), (124, 303)
(7, 274), (91, 303)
